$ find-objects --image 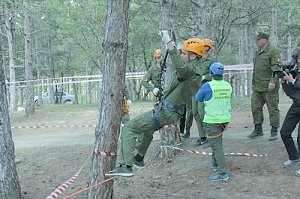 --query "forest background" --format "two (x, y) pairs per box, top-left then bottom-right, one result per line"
(1, 0), (300, 113)
(1, 0), (300, 198)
